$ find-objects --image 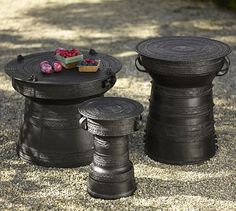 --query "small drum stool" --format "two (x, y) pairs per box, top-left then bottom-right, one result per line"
(79, 97), (143, 199)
